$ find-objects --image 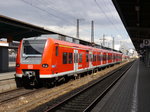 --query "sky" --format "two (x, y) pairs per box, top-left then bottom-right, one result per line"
(0, 0), (135, 50)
